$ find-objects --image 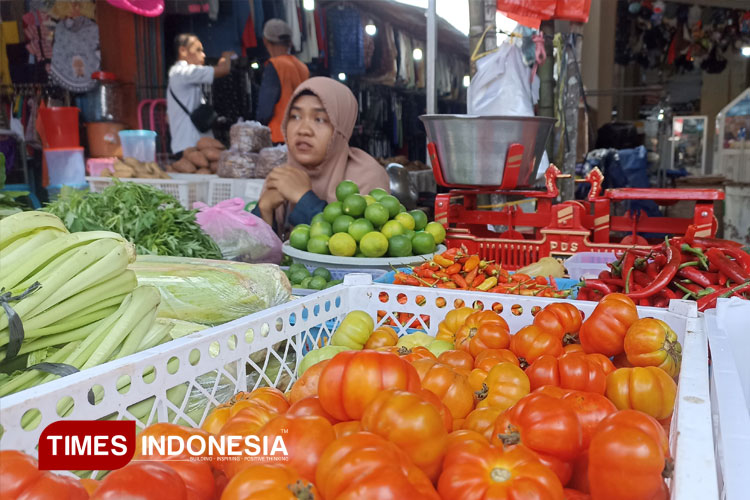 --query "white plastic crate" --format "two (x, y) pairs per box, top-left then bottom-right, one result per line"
(704, 299), (750, 500)
(564, 251), (617, 280)
(86, 175), (212, 209)
(207, 178), (265, 206)
(0, 278), (717, 498)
